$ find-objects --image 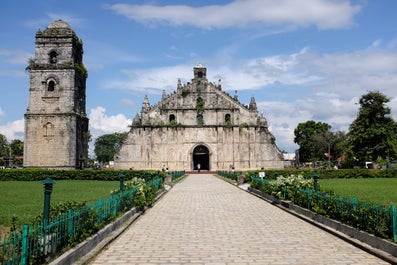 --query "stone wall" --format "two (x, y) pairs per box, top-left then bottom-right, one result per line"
(24, 20), (89, 169)
(114, 126), (283, 171)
